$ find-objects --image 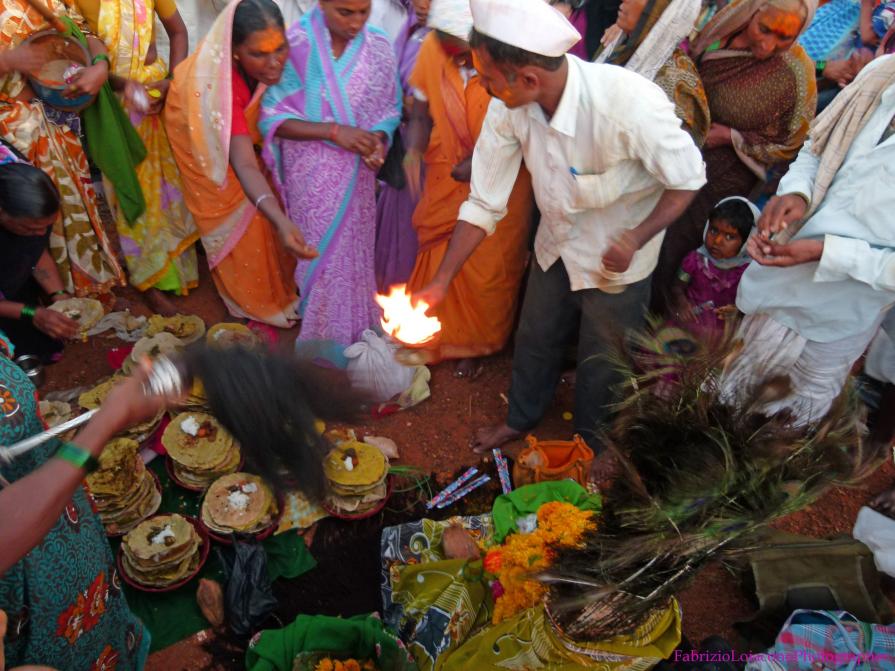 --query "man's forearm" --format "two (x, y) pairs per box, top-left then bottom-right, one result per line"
(630, 189), (699, 249)
(432, 221), (487, 286)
